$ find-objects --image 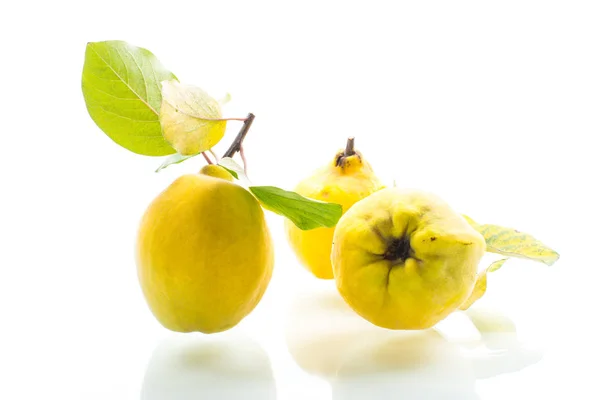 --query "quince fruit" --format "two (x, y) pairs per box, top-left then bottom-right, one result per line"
(332, 188), (485, 329)
(136, 169), (273, 333)
(285, 138), (383, 279)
